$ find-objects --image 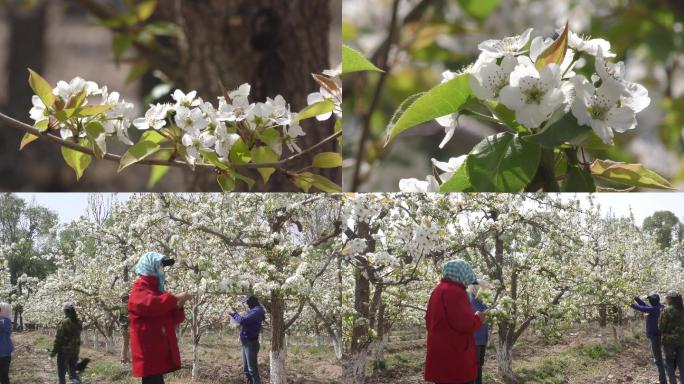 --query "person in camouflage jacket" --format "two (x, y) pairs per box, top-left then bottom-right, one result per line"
(51, 302), (83, 384)
(659, 290), (684, 384)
